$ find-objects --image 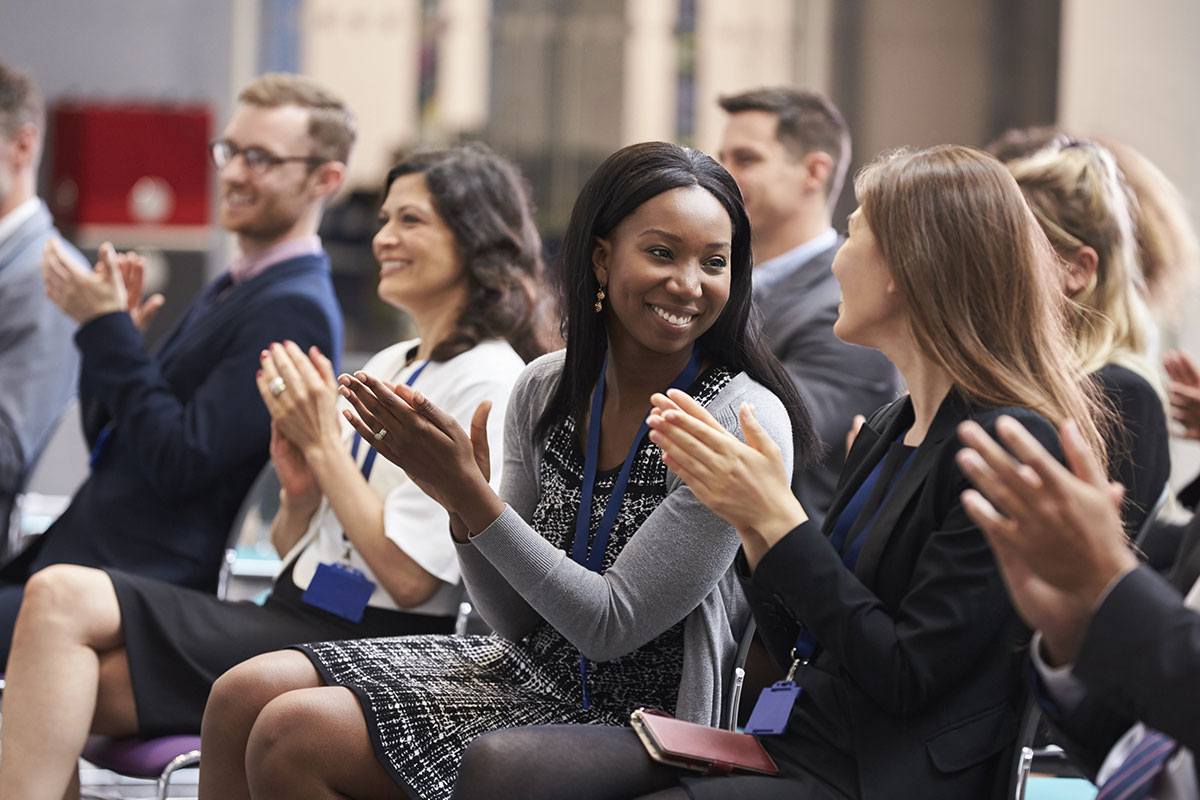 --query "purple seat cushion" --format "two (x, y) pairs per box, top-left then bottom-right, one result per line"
(81, 735), (201, 778)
